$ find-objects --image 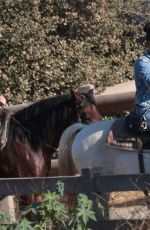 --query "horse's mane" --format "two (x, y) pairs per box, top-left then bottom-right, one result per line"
(13, 93), (73, 122)
(9, 93), (77, 149)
